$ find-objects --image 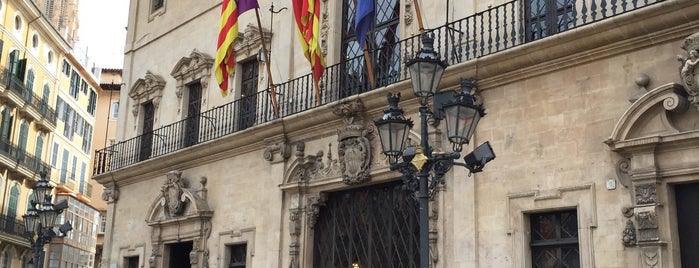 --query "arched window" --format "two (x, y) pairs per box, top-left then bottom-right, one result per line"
(7, 184), (20, 219)
(18, 121), (29, 152)
(1, 250), (10, 268)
